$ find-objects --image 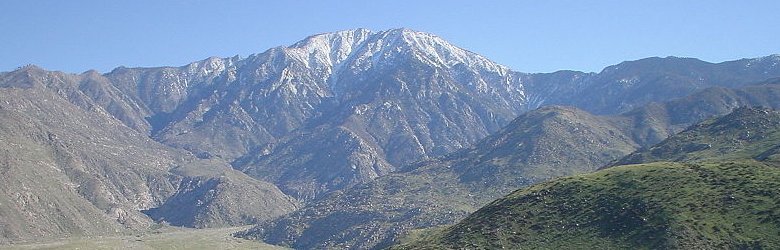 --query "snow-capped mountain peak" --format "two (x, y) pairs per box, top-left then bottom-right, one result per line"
(284, 28), (373, 69)
(327, 28), (511, 76)
(392, 28), (508, 73)
(244, 28), (512, 83)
